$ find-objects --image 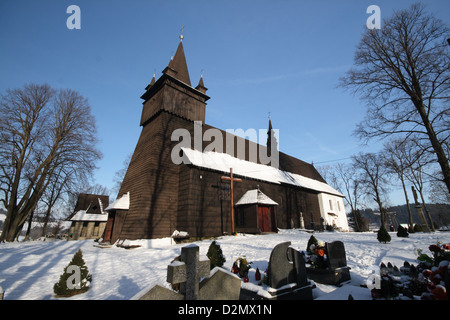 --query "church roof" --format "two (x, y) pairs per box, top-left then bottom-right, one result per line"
(70, 210), (108, 222)
(66, 193), (109, 221)
(235, 189), (279, 206)
(181, 147), (344, 197)
(105, 192), (130, 211)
